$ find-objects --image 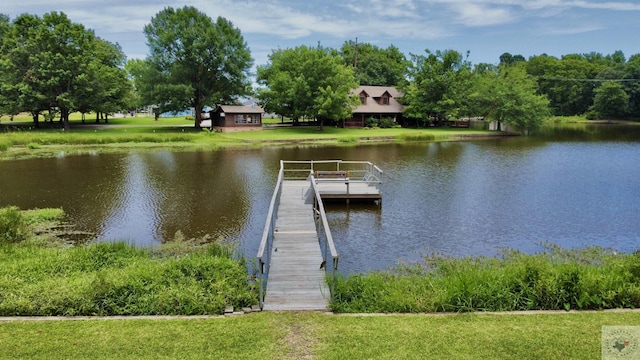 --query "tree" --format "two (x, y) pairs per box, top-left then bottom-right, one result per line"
(256, 45), (359, 130)
(591, 81), (629, 119)
(340, 41), (409, 86)
(468, 64), (550, 135)
(141, 6), (253, 128)
(28, 12), (96, 130)
(499, 52), (525, 67)
(526, 53), (616, 116)
(401, 49), (472, 124)
(0, 12), (129, 130)
(623, 54), (640, 117)
(75, 38), (132, 123)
